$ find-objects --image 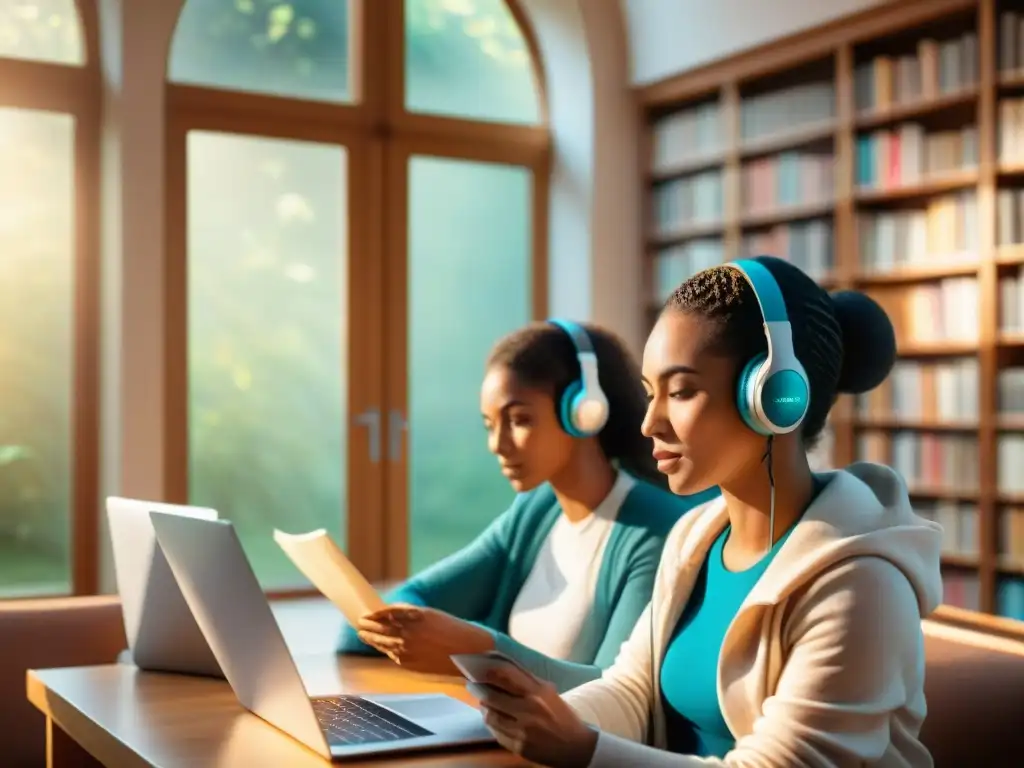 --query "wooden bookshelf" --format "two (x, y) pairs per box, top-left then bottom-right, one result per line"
(637, 0), (1024, 624)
